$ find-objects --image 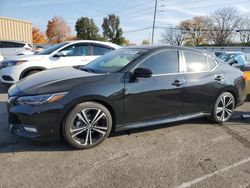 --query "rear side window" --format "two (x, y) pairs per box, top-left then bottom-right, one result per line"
(92, 45), (112, 56)
(14, 42), (25, 47)
(0, 42), (24, 48)
(184, 51), (209, 72)
(139, 51), (179, 74)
